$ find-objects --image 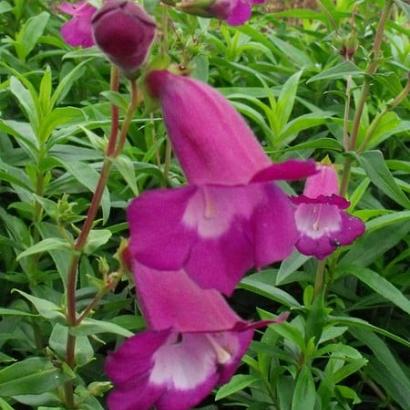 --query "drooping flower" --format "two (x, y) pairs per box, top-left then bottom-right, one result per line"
(105, 263), (286, 410)
(127, 70), (316, 295)
(91, 0), (156, 75)
(178, 0), (265, 26)
(59, 1), (96, 48)
(292, 164), (365, 259)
